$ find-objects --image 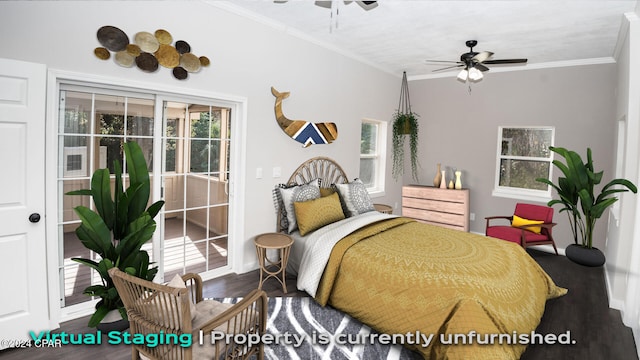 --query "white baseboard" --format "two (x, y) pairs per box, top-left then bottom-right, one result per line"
(603, 265), (625, 310)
